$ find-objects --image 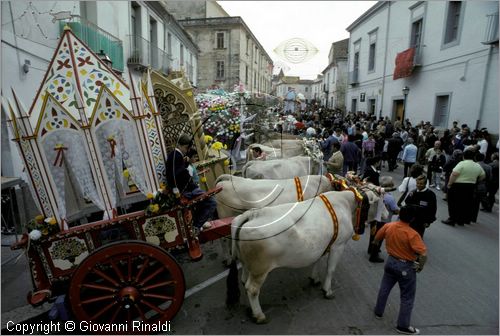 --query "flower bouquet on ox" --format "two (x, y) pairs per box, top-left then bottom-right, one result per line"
(144, 184), (180, 216)
(26, 215), (59, 241)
